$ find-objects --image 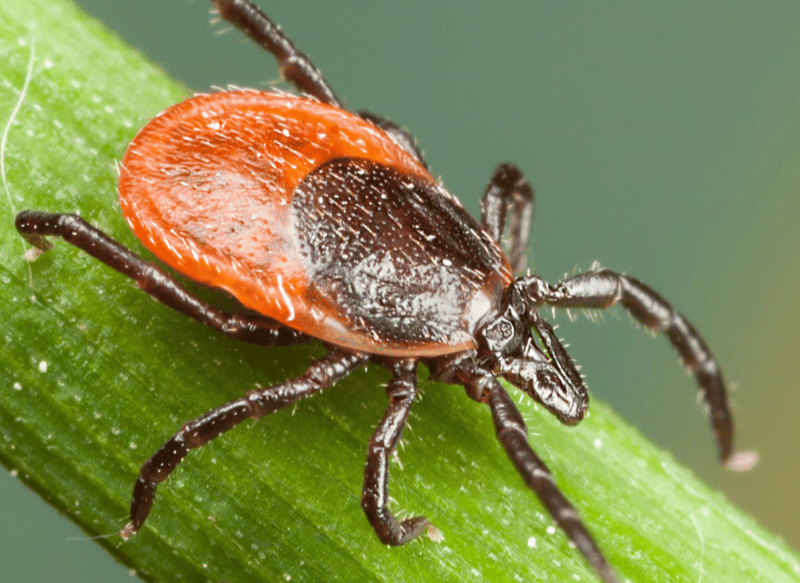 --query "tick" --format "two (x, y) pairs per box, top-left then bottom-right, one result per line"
(15, 1), (754, 582)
